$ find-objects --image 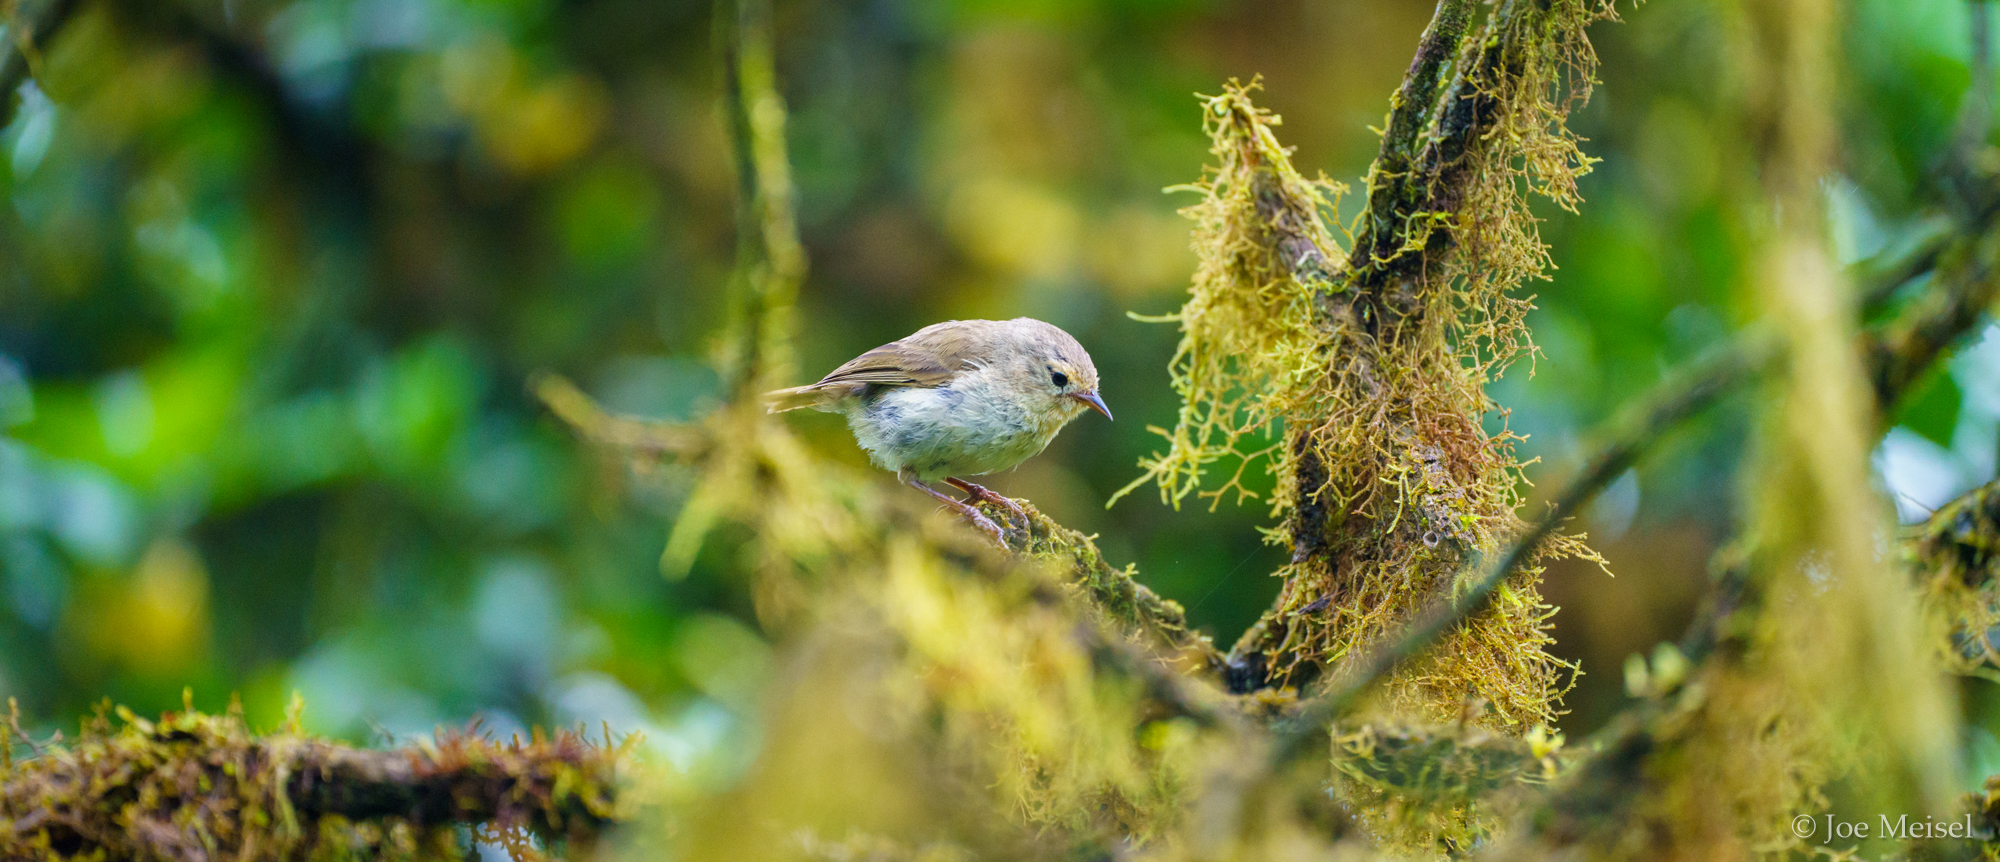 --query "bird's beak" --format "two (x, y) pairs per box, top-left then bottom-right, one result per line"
(1070, 389), (1113, 421)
